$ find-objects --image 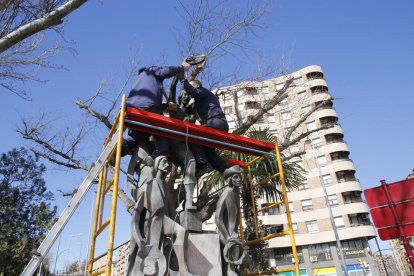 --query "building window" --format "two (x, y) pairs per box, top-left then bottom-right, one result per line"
(306, 121), (317, 131)
(292, 223), (298, 234)
(301, 199), (313, 211)
(306, 221), (319, 233)
(245, 101), (260, 109)
(245, 87), (258, 95)
(342, 239), (366, 259)
(269, 224), (284, 234)
(298, 90), (307, 100)
(281, 112), (292, 121)
(311, 137), (321, 148)
(289, 144), (299, 153)
(308, 243), (332, 262)
(317, 155), (327, 166)
(302, 105), (311, 114)
(267, 115), (276, 123)
(328, 195), (338, 206)
(276, 82), (284, 91)
(322, 174), (332, 185)
(334, 216), (345, 228)
(298, 181), (308, 190)
(273, 247), (304, 266)
(293, 77), (304, 85)
(223, 106), (232, 115)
